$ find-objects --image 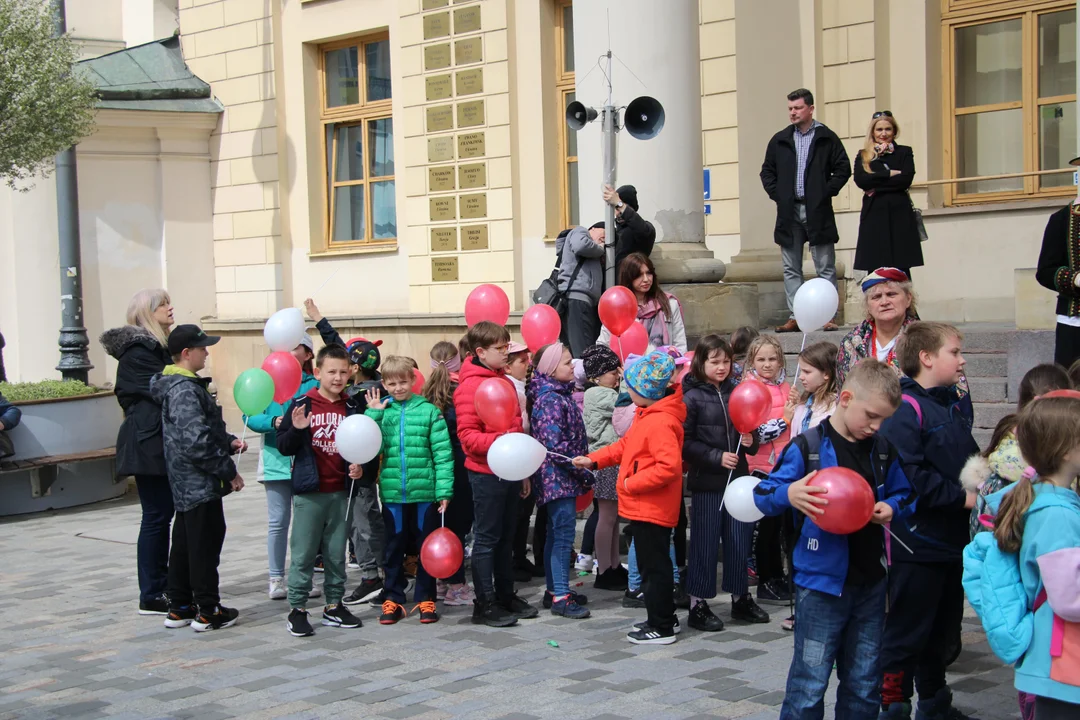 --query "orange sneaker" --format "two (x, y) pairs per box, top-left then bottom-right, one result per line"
(415, 600), (439, 624)
(379, 599), (405, 625)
